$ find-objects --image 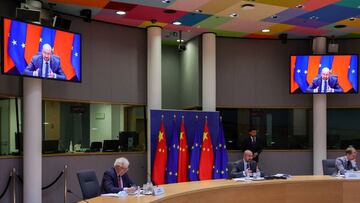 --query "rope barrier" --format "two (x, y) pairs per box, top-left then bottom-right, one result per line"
(0, 174), (11, 199)
(16, 171), (64, 190)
